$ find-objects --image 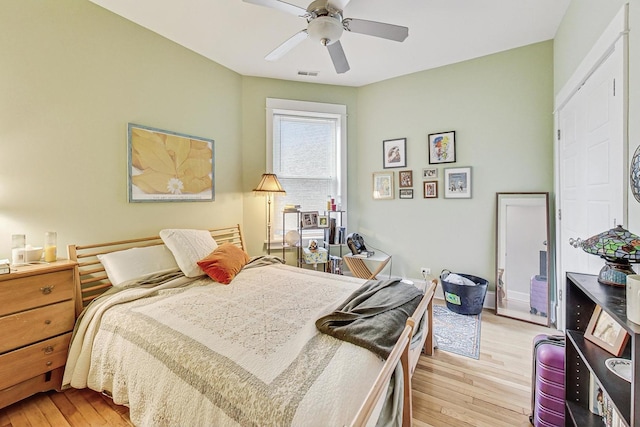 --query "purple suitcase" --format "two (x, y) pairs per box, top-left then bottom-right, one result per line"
(529, 275), (548, 317)
(530, 334), (565, 427)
